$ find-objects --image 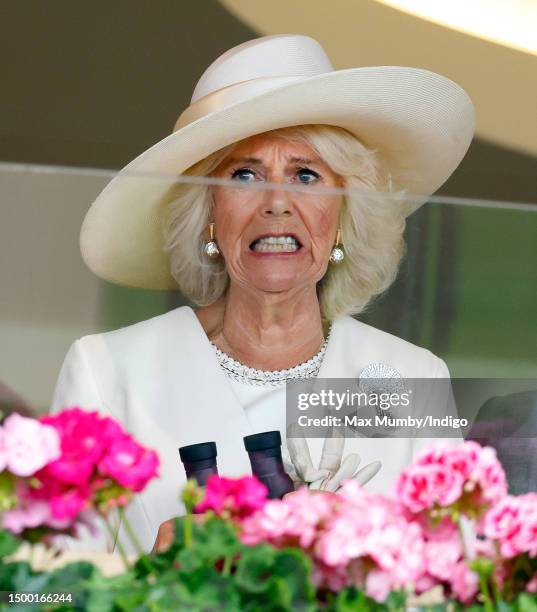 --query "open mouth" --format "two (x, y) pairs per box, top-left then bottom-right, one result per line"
(249, 234), (303, 253)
